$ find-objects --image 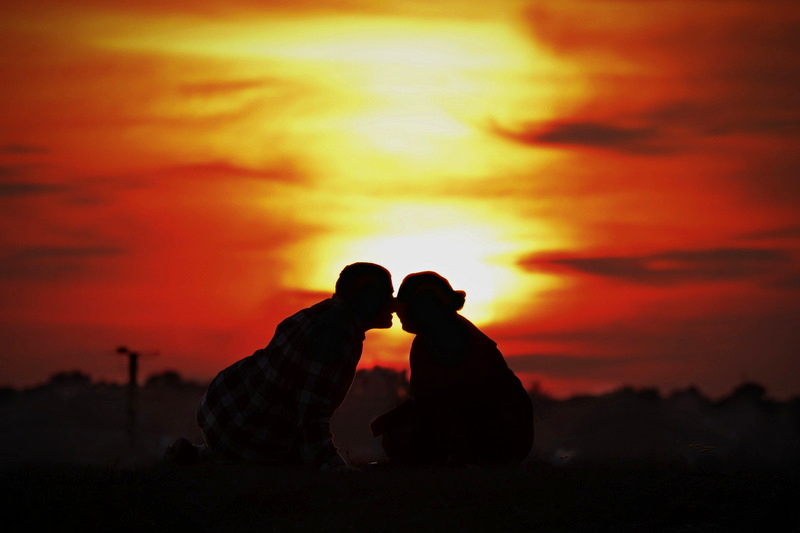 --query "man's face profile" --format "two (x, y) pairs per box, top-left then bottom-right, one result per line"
(372, 279), (396, 329)
(359, 278), (395, 330)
